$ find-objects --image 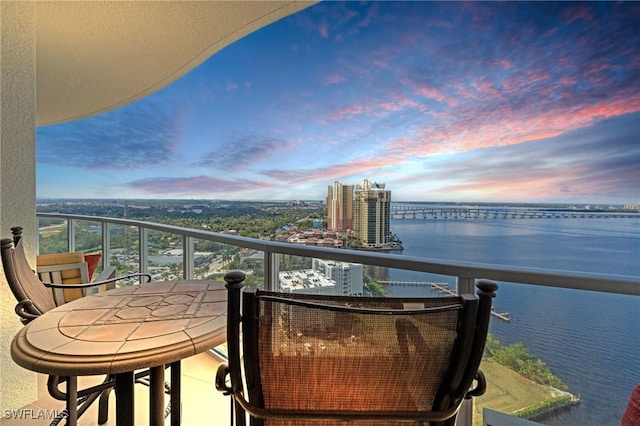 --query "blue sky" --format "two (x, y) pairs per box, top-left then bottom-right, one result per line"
(37, 1), (640, 204)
